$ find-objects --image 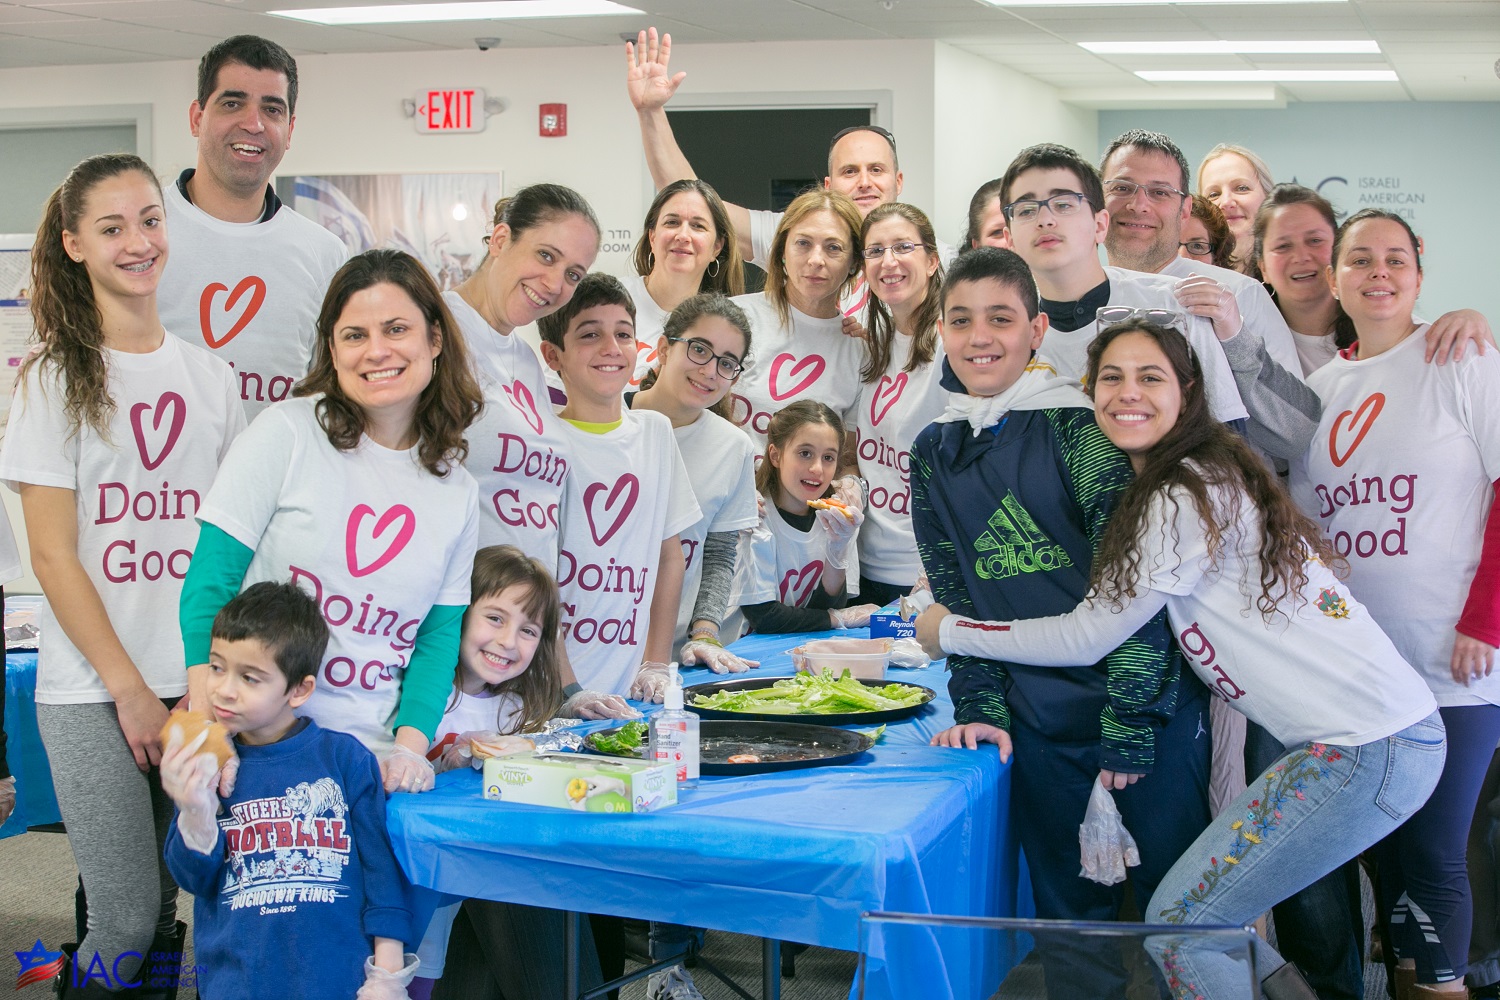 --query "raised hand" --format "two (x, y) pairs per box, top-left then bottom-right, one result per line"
(625, 27), (686, 113)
